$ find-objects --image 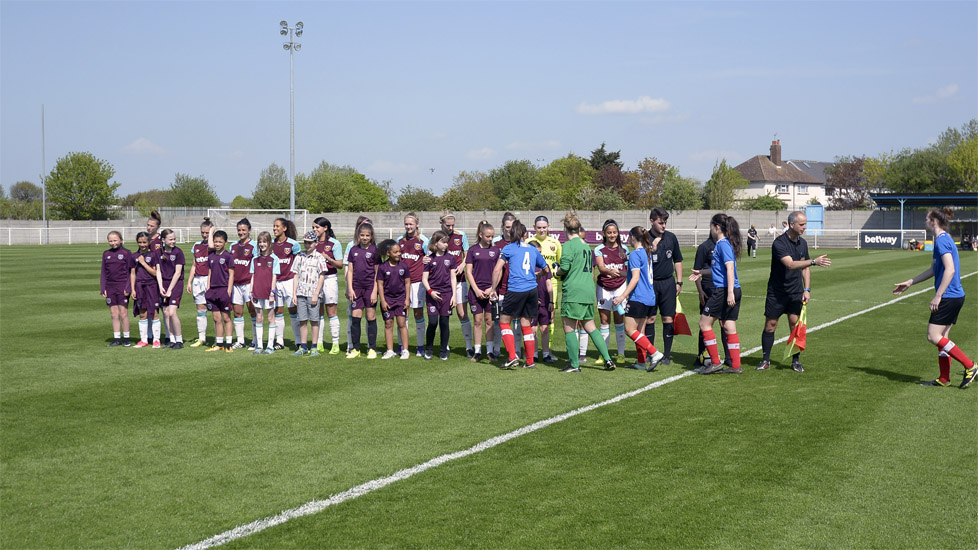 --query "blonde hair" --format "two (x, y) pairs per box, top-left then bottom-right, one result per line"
(562, 211), (582, 235)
